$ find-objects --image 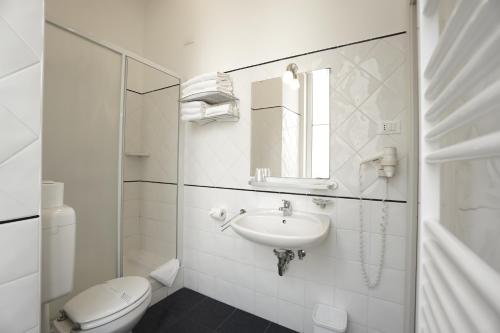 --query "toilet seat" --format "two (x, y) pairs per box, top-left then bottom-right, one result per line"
(63, 276), (151, 330)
